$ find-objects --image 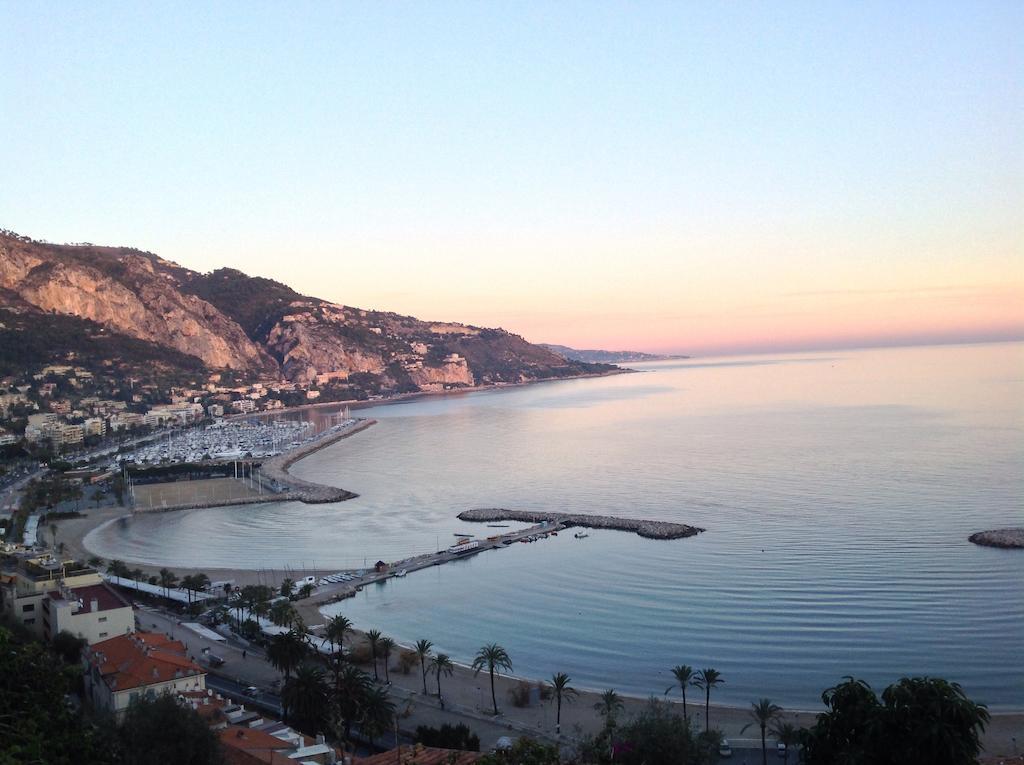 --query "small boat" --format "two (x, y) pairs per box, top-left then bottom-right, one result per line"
(454, 533), (474, 538)
(574, 532), (589, 539)
(395, 569), (407, 578)
(487, 524), (510, 528)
